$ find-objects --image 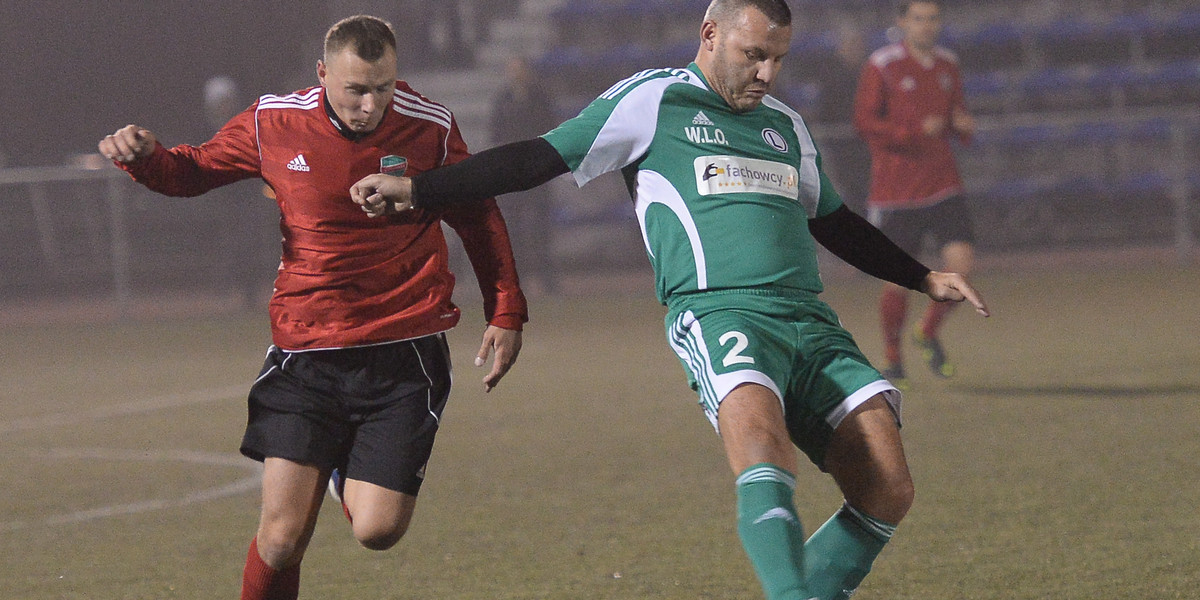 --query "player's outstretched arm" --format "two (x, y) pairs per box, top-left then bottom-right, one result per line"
(919, 271), (990, 317)
(475, 325), (523, 392)
(350, 138), (570, 218)
(98, 125), (158, 163)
